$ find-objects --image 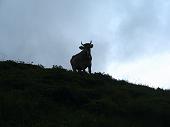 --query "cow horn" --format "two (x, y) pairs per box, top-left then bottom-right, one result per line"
(81, 41), (84, 46)
(90, 40), (92, 44)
